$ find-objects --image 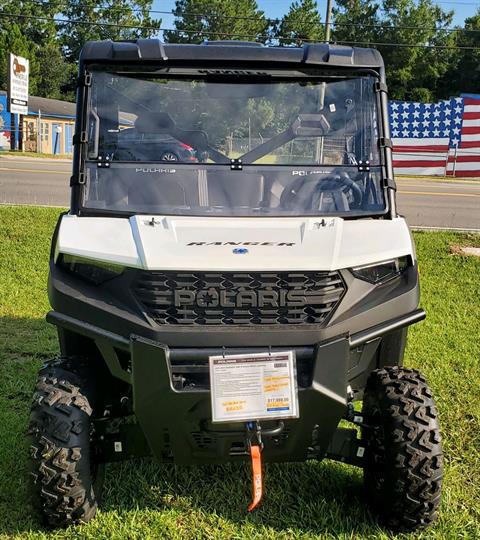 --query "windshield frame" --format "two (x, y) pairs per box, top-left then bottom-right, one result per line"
(72, 64), (393, 219)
